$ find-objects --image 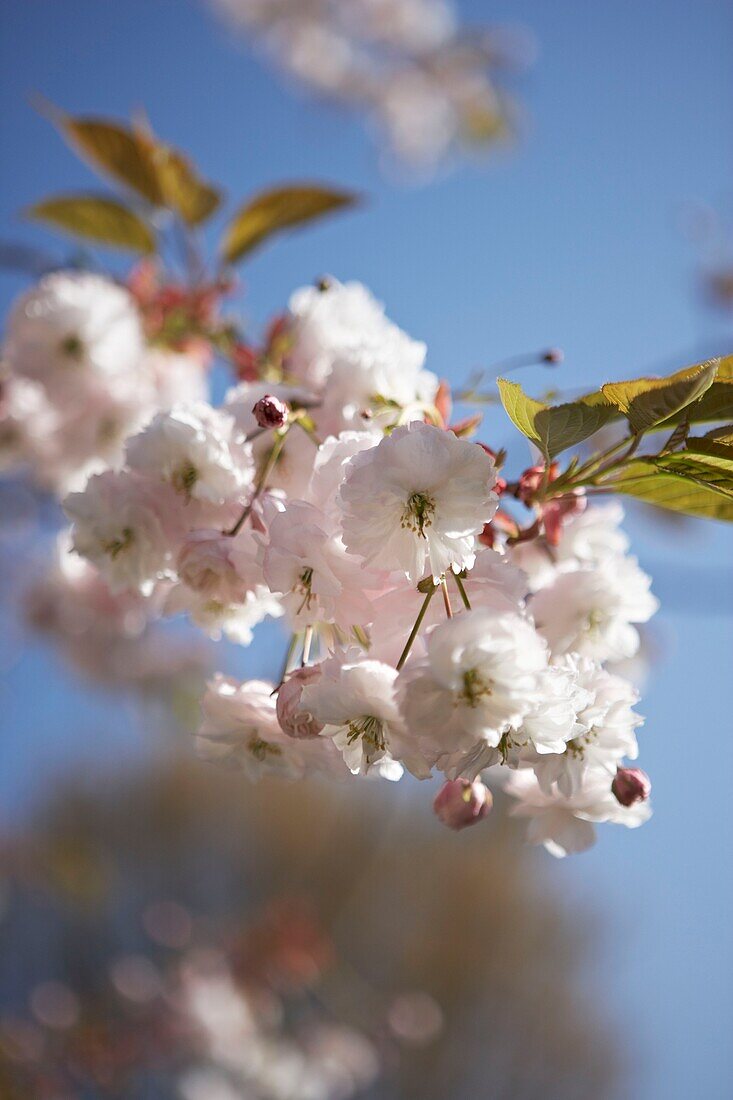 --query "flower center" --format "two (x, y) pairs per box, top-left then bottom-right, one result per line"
(346, 715), (386, 756)
(103, 526), (135, 559)
(295, 566), (314, 613)
(460, 668), (493, 707)
(401, 491), (435, 537)
(172, 461), (199, 498)
(249, 736), (282, 761)
(584, 609), (605, 635)
(566, 725), (600, 759)
(59, 333), (84, 360)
